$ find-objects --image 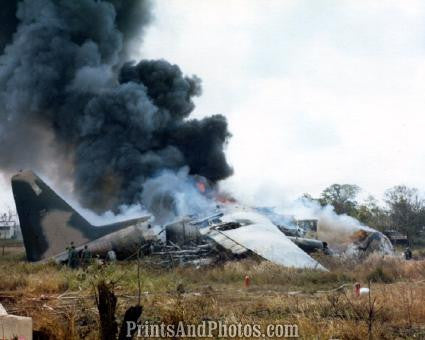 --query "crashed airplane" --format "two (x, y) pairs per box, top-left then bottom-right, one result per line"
(12, 170), (327, 270)
(12, 170), (393, 271)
